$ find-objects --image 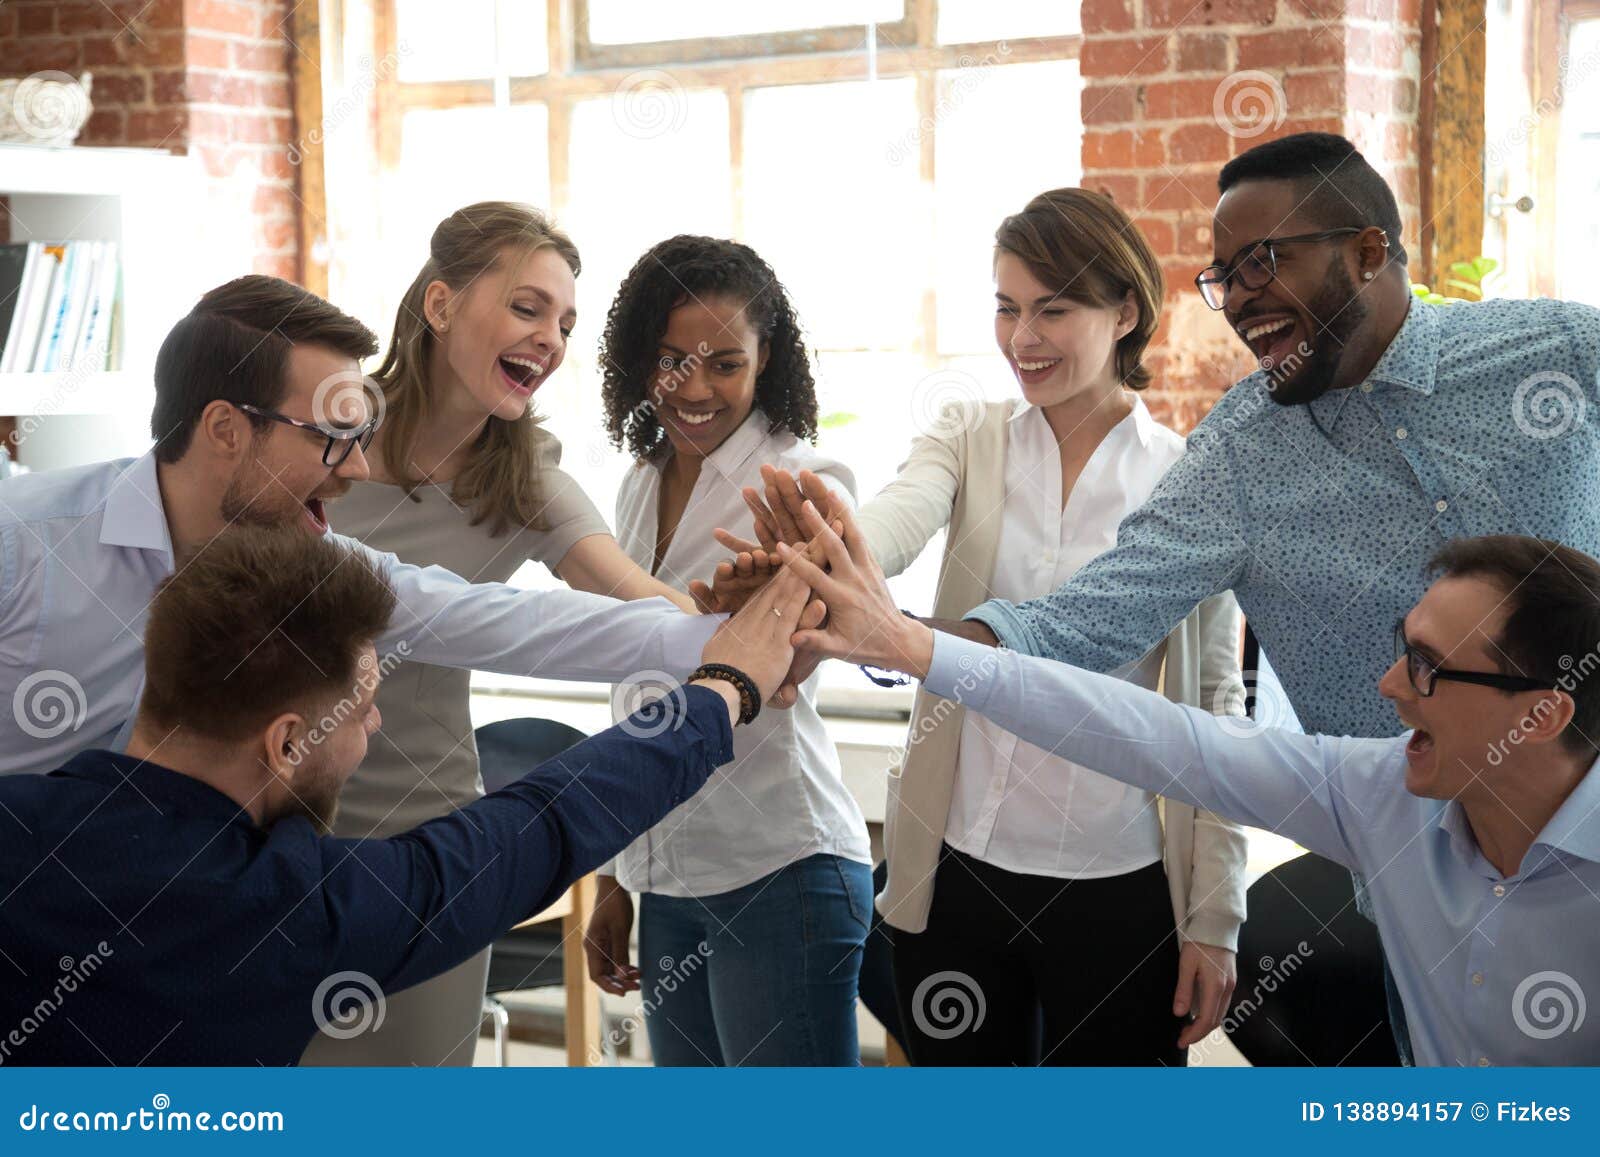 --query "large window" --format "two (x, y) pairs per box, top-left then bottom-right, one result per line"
(316, 0), (1082, 708)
